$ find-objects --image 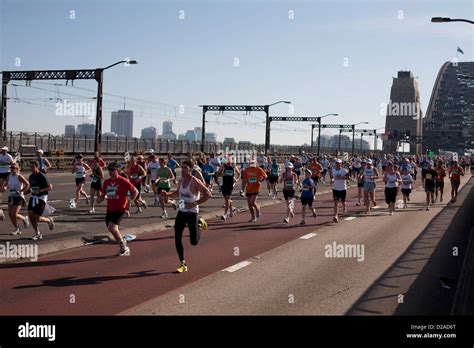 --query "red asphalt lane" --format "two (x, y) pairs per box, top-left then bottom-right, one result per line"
(0, 181), (424, 315)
